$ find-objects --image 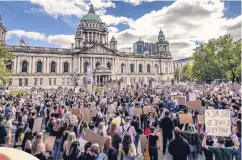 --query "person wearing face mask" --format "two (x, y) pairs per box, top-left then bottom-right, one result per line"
(0, 115), (8, 147)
